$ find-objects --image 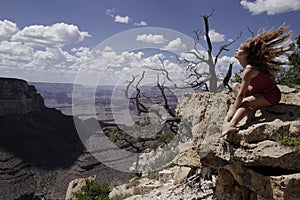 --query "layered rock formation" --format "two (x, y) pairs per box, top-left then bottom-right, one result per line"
(176, 86), (300, 200)
(0, 78), (44, 114)
(0, 78), (129, 200)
